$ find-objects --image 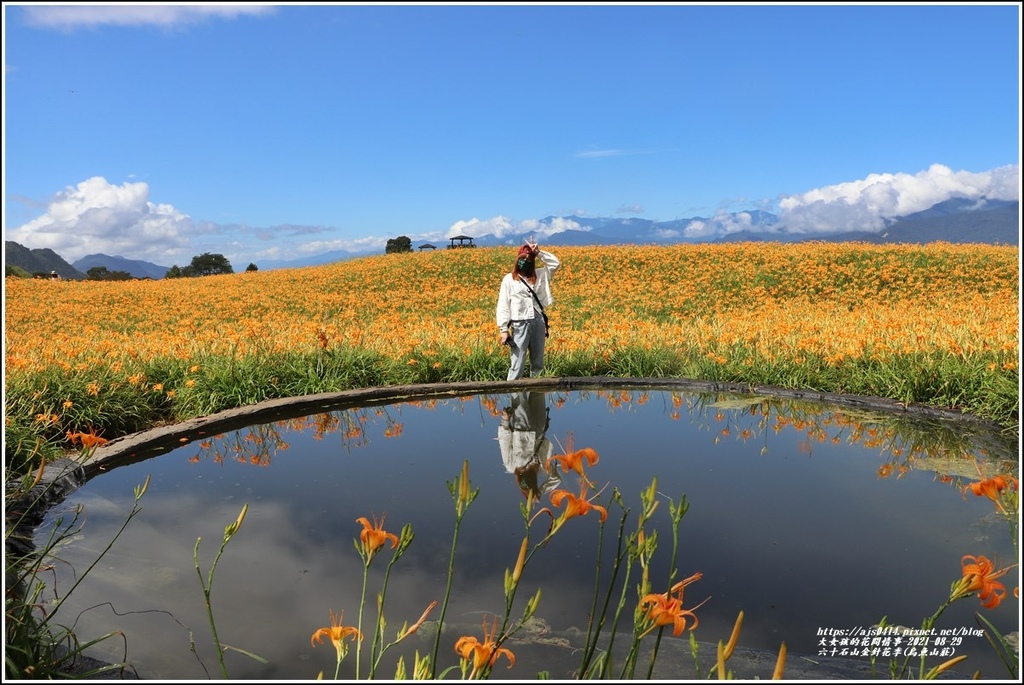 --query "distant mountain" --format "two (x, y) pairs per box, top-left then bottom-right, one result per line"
(4, 241), (85, 279)
(879, 198), (1018, 245)
(465, 201), (1018, 251)
(713, 199), (1019, 246)
(72, 253), (172, 280)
